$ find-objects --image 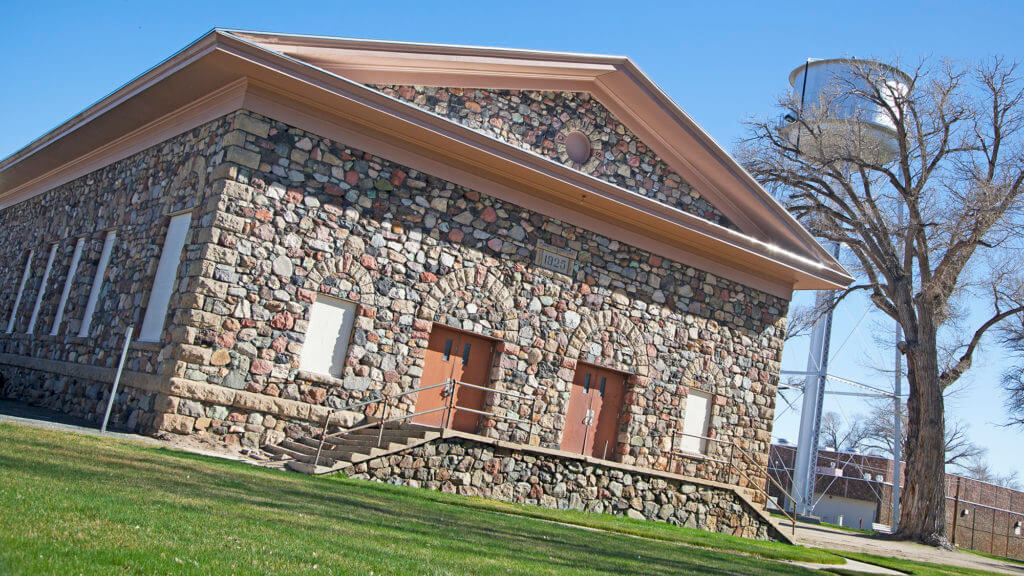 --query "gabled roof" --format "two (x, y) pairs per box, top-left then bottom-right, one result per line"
(0, 29), (852, 296)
